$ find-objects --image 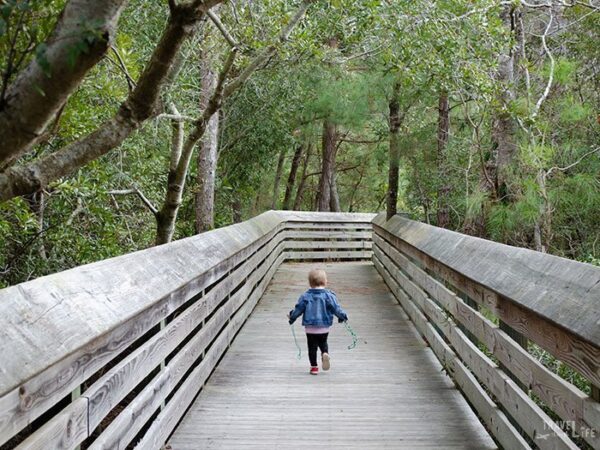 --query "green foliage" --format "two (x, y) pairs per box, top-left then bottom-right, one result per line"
(558, 96), (592, 124)
(551, 57), (577, 86)
(1, 0), (598, 289)
(465, 189), (486, 220)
